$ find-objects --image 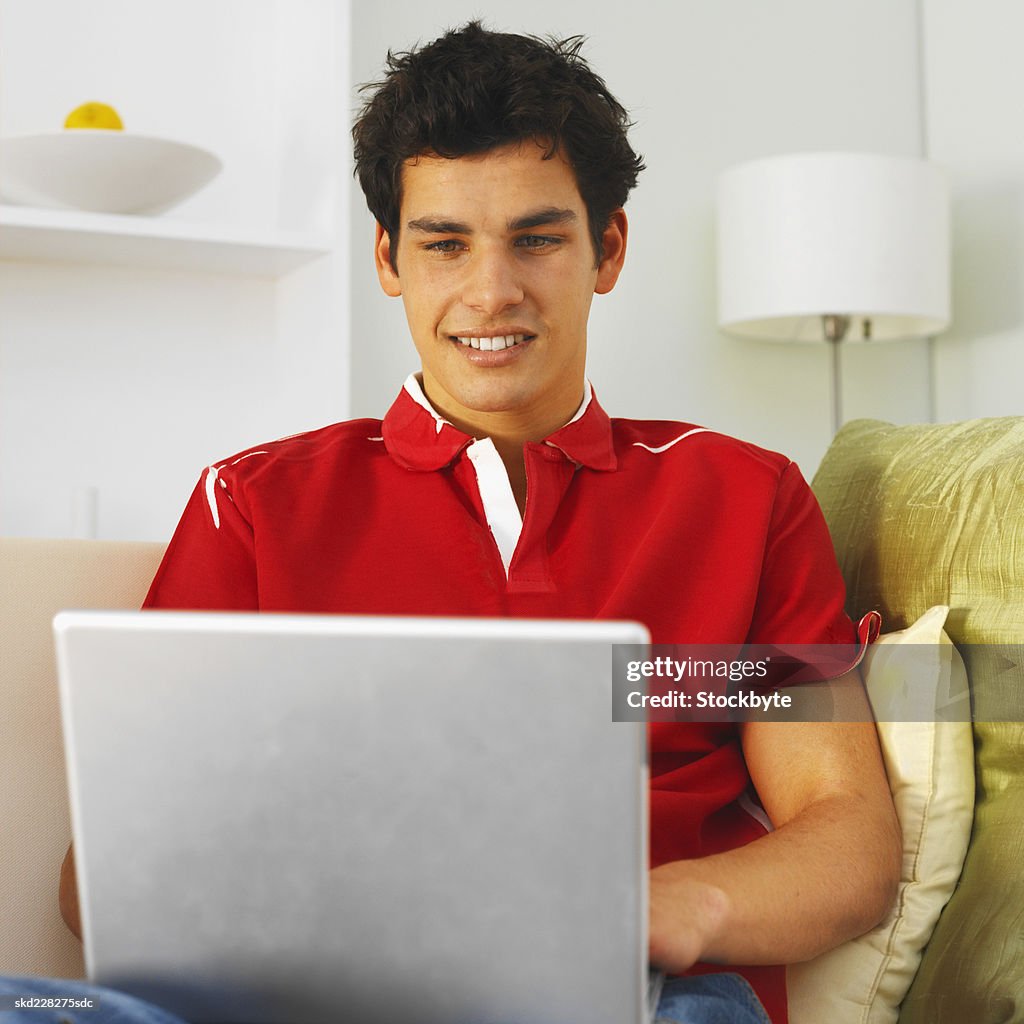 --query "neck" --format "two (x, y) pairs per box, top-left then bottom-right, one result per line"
(447, 403), (580, 449)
